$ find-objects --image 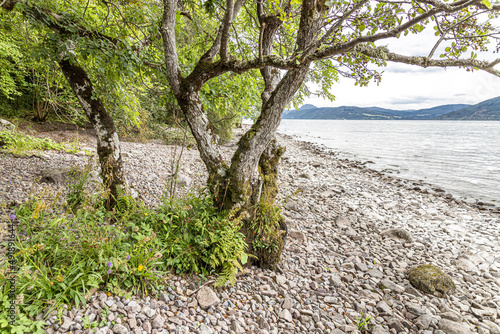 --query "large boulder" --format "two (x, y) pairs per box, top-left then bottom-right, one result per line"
(406, 264), (456, 296)
(0, 119), (15, 131)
